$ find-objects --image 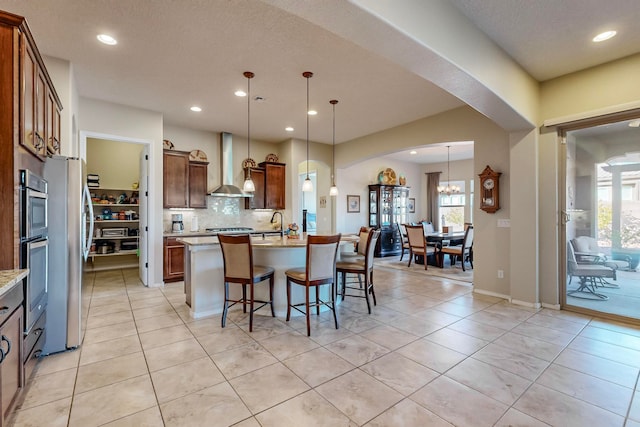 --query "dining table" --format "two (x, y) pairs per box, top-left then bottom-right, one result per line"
(424, 231), (466, 267)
